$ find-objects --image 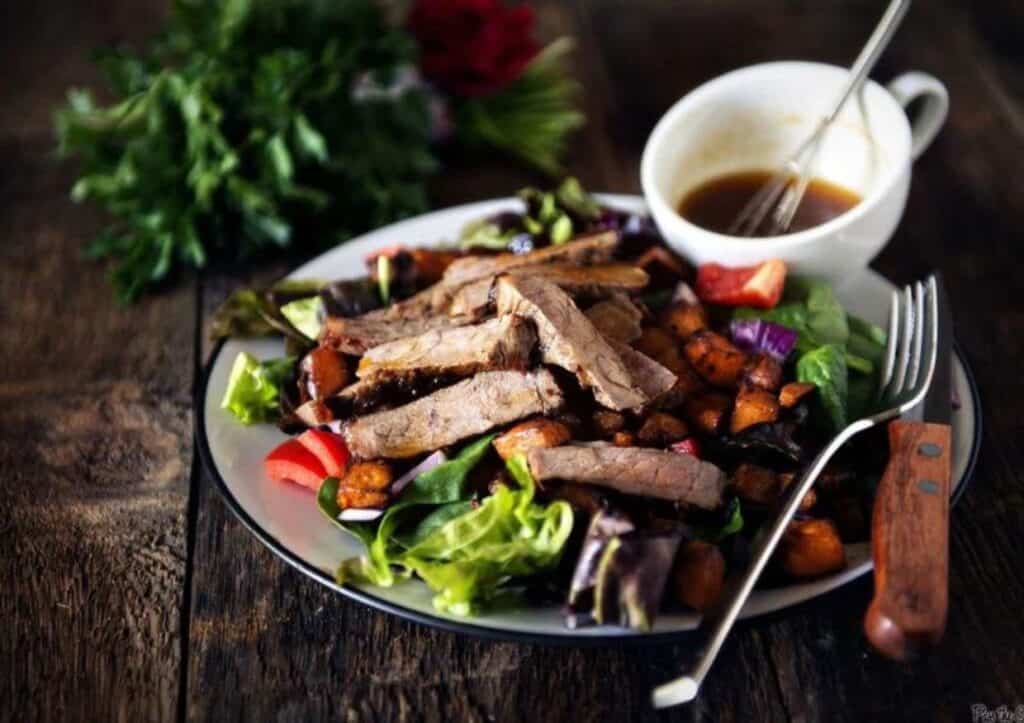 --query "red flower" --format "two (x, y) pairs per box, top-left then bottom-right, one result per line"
(410, 0), (540, 97)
